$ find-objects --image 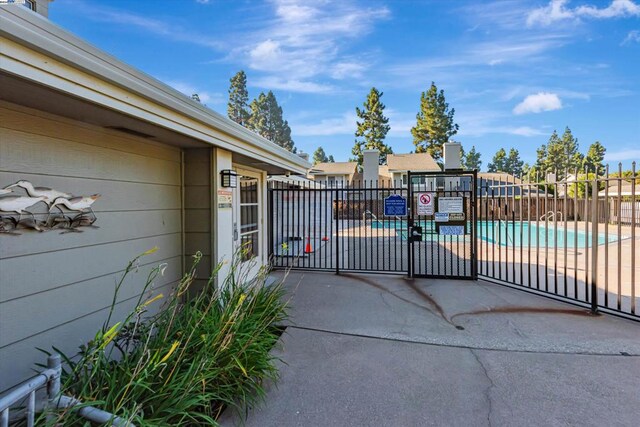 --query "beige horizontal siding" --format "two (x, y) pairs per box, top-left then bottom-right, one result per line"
(0, 103), (184, 392)
(0, 279), (176, 392)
